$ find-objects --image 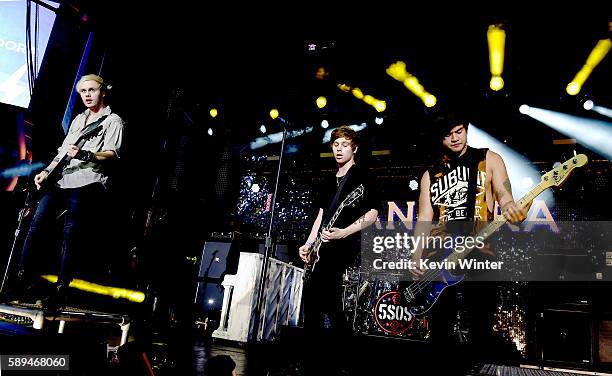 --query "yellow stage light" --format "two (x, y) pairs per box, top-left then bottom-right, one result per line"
(269, 108), (279, 120)
(488, 24), (506, 91)
(566, 38), (611, 95)
(41, 275), (146, 303)
(490, 76), (504, 91)
(316, 96), (327, 109)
